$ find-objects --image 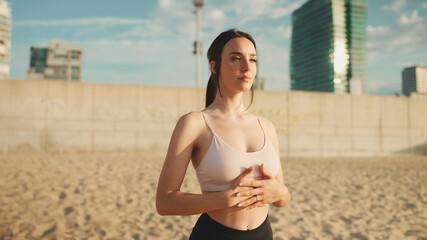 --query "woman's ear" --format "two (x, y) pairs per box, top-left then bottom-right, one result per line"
(210, 61), (216, 75)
